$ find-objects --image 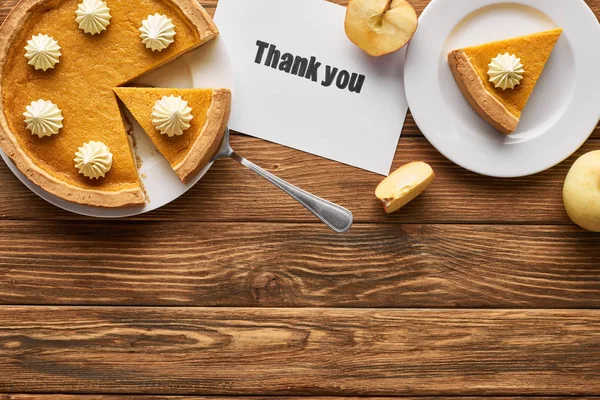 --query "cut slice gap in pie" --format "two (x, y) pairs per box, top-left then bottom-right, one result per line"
(114, 87), (231, 183)
(448, 28), (562, 135)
